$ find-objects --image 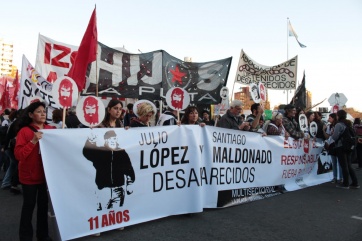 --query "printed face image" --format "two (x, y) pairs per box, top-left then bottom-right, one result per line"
(106, 136), (118, 150)
(171, 88), (184, 109)
(58, 78), (73, 107)
(252, 88), (259, 99)
(311, 126), (317, 135)
(82, 97), (99, 125)
(300, 118), (306, 126)
(85, 104), (97, 115)
(60, 86), (71, 97)
(172, 93), (182, 102)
